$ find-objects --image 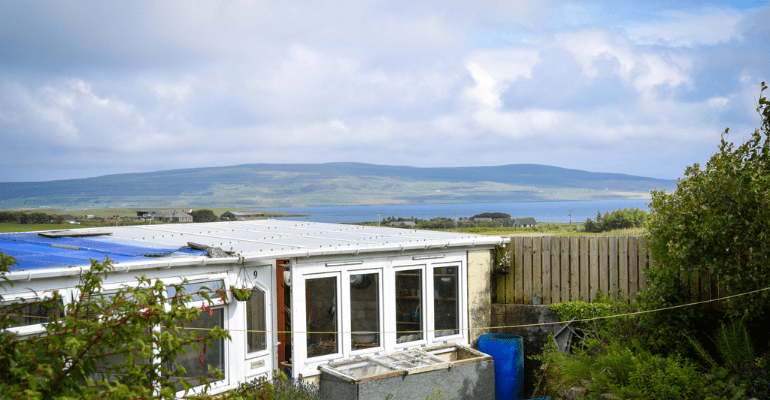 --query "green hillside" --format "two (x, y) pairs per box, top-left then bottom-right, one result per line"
(0, 163), (674, 210)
